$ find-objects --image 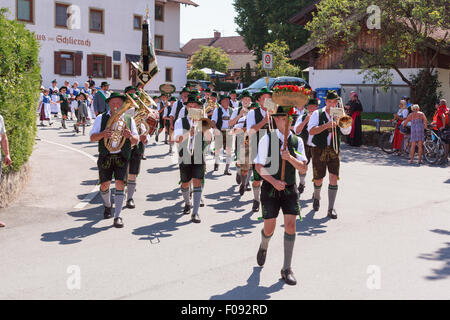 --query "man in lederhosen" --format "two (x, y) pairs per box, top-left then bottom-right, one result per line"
(174, 94), (213, 223)
(255, 105), (308, 286)
(212, 94), (233, 175)
(308, 90), (352, 219)
(229, 90), (253, 194)
(123, 88), (151, 209)
(155, 93), (168, 142)
(164, 96), (177, 154)
(169, 87), (190, 131)
(294, 98), (319, 195)
(246, 88), (273, 212)
(229, 89), (240, 109)
(90, 92), (139, 228)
